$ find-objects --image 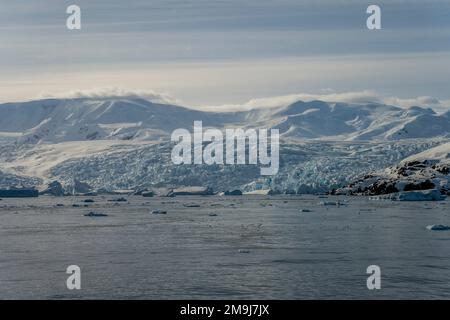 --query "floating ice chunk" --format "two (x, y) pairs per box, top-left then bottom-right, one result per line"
(183, 203), (201, 208)
(84, 211), (108, 217)
(426, 224), (450, 231)
(244, 189), (274, 195)
(151, 209), (167, 214)
(173, 187), (213, 196)
(395, 189), (446, 201)
(109, 197), (127, 202)
(319, 201), (346, 206)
